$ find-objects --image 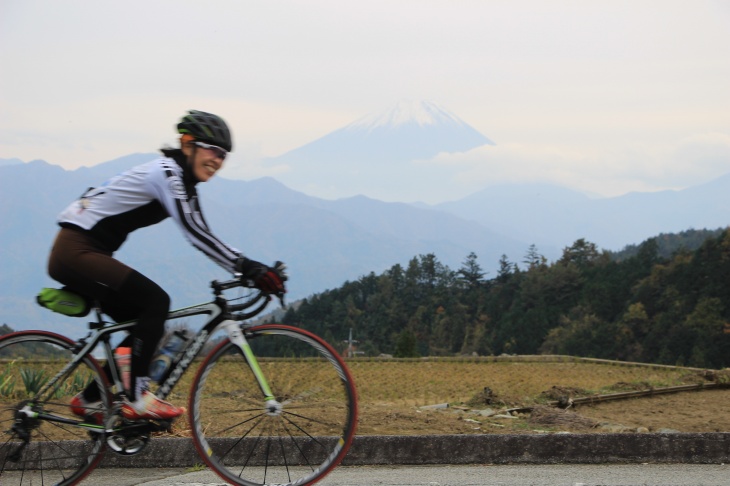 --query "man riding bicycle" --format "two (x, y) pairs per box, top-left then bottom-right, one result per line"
(47, 110), (286, 421)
